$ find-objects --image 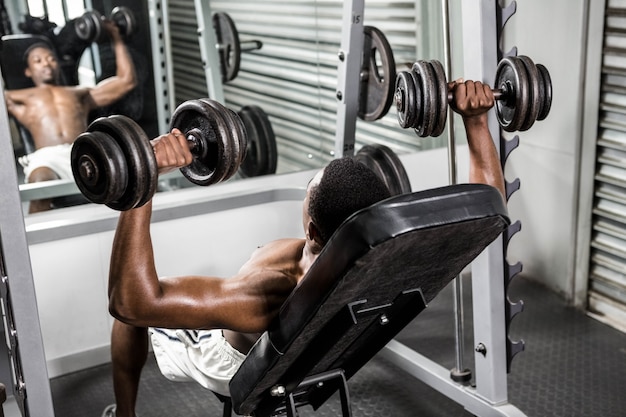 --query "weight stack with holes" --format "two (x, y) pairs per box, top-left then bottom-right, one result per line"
(90, 0), (160, 139)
